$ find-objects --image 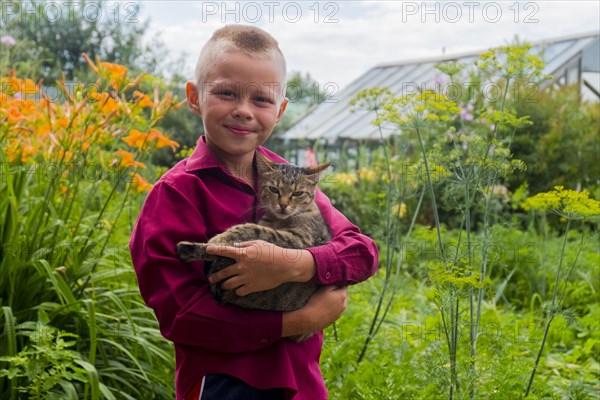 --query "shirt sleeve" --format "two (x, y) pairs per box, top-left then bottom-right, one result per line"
(306, 188), (379, 285)
(129, 180), (282, 353)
